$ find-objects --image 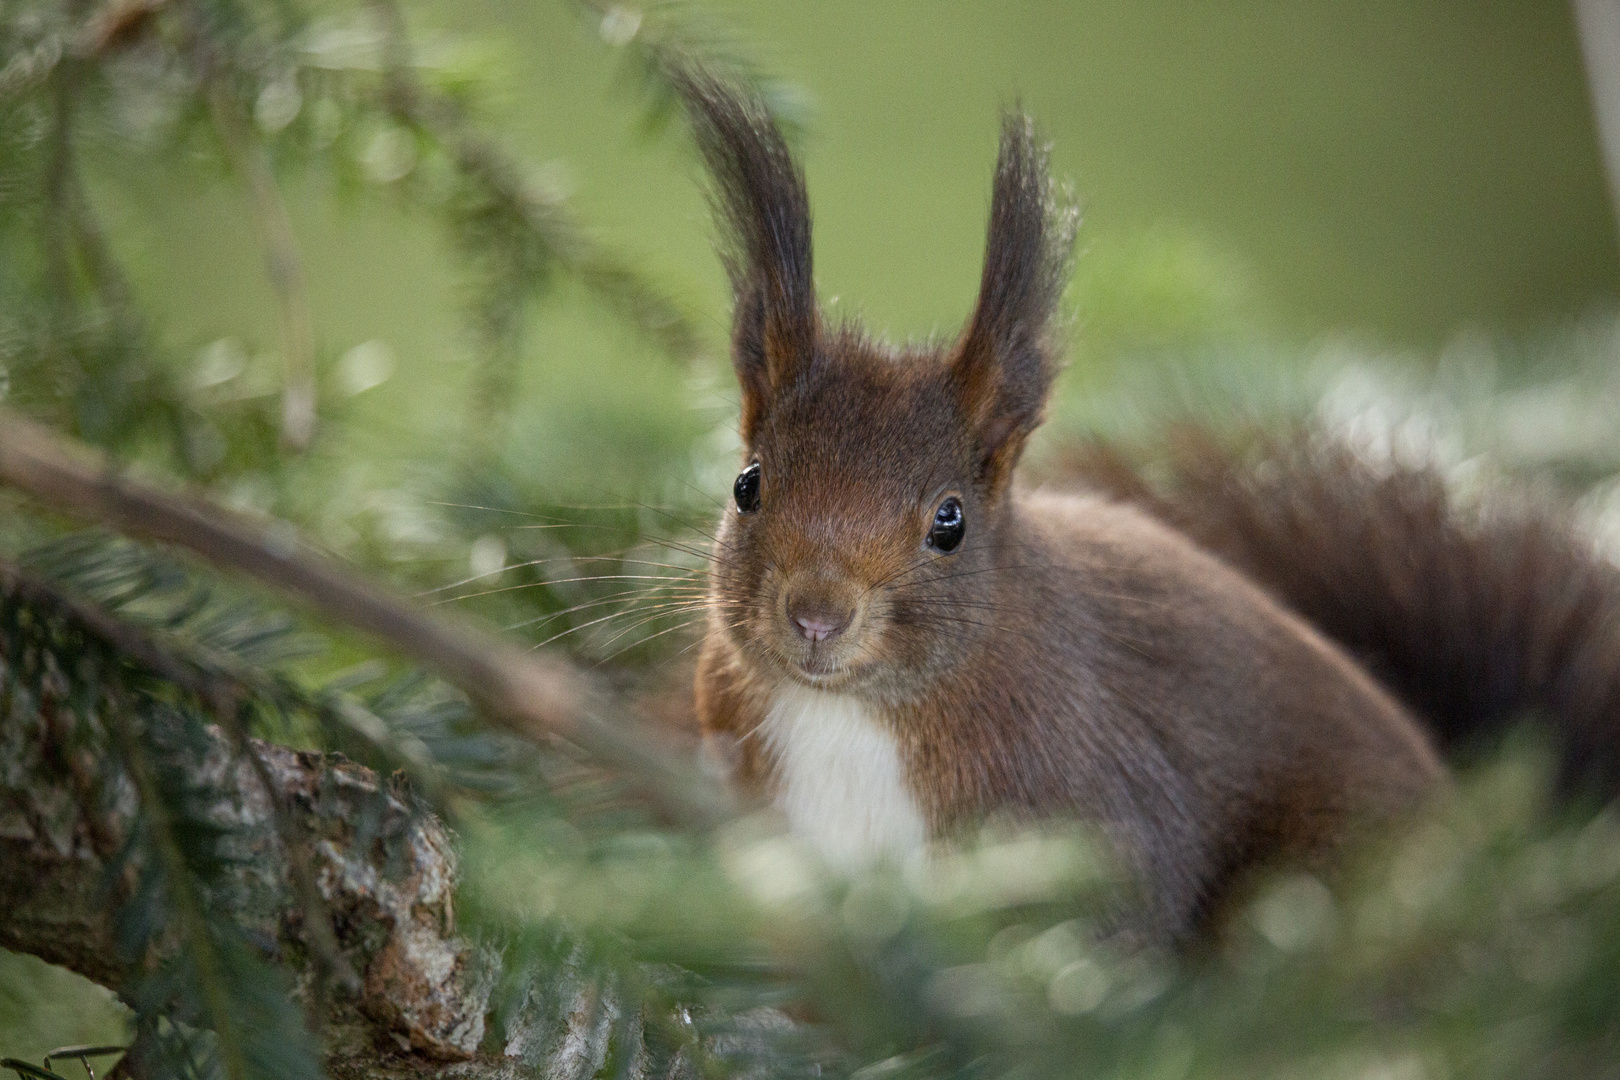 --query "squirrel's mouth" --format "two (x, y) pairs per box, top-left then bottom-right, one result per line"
(789, 652), (844, 680)
(787, 666), (869, 694)
(780, 642), (861, 686)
